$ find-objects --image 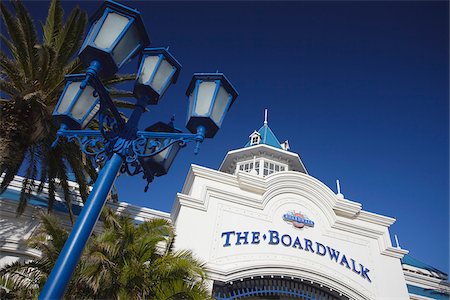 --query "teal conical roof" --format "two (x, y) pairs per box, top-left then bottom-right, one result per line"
(245, 124), (282, 149)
